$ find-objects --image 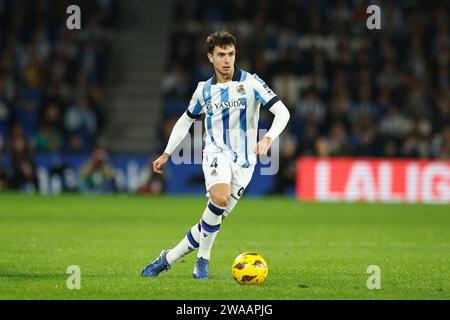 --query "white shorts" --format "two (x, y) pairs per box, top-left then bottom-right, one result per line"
(202, 151), (254, 202)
